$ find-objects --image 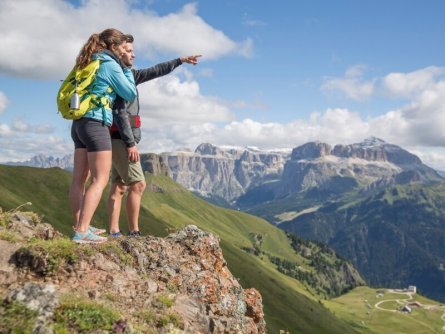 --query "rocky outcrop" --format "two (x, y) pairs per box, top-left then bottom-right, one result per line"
(0, 212), (266, 333)
(291, 142), (331, 160)
(331, 137), (421, 165)
(141, 153), (170, 177)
